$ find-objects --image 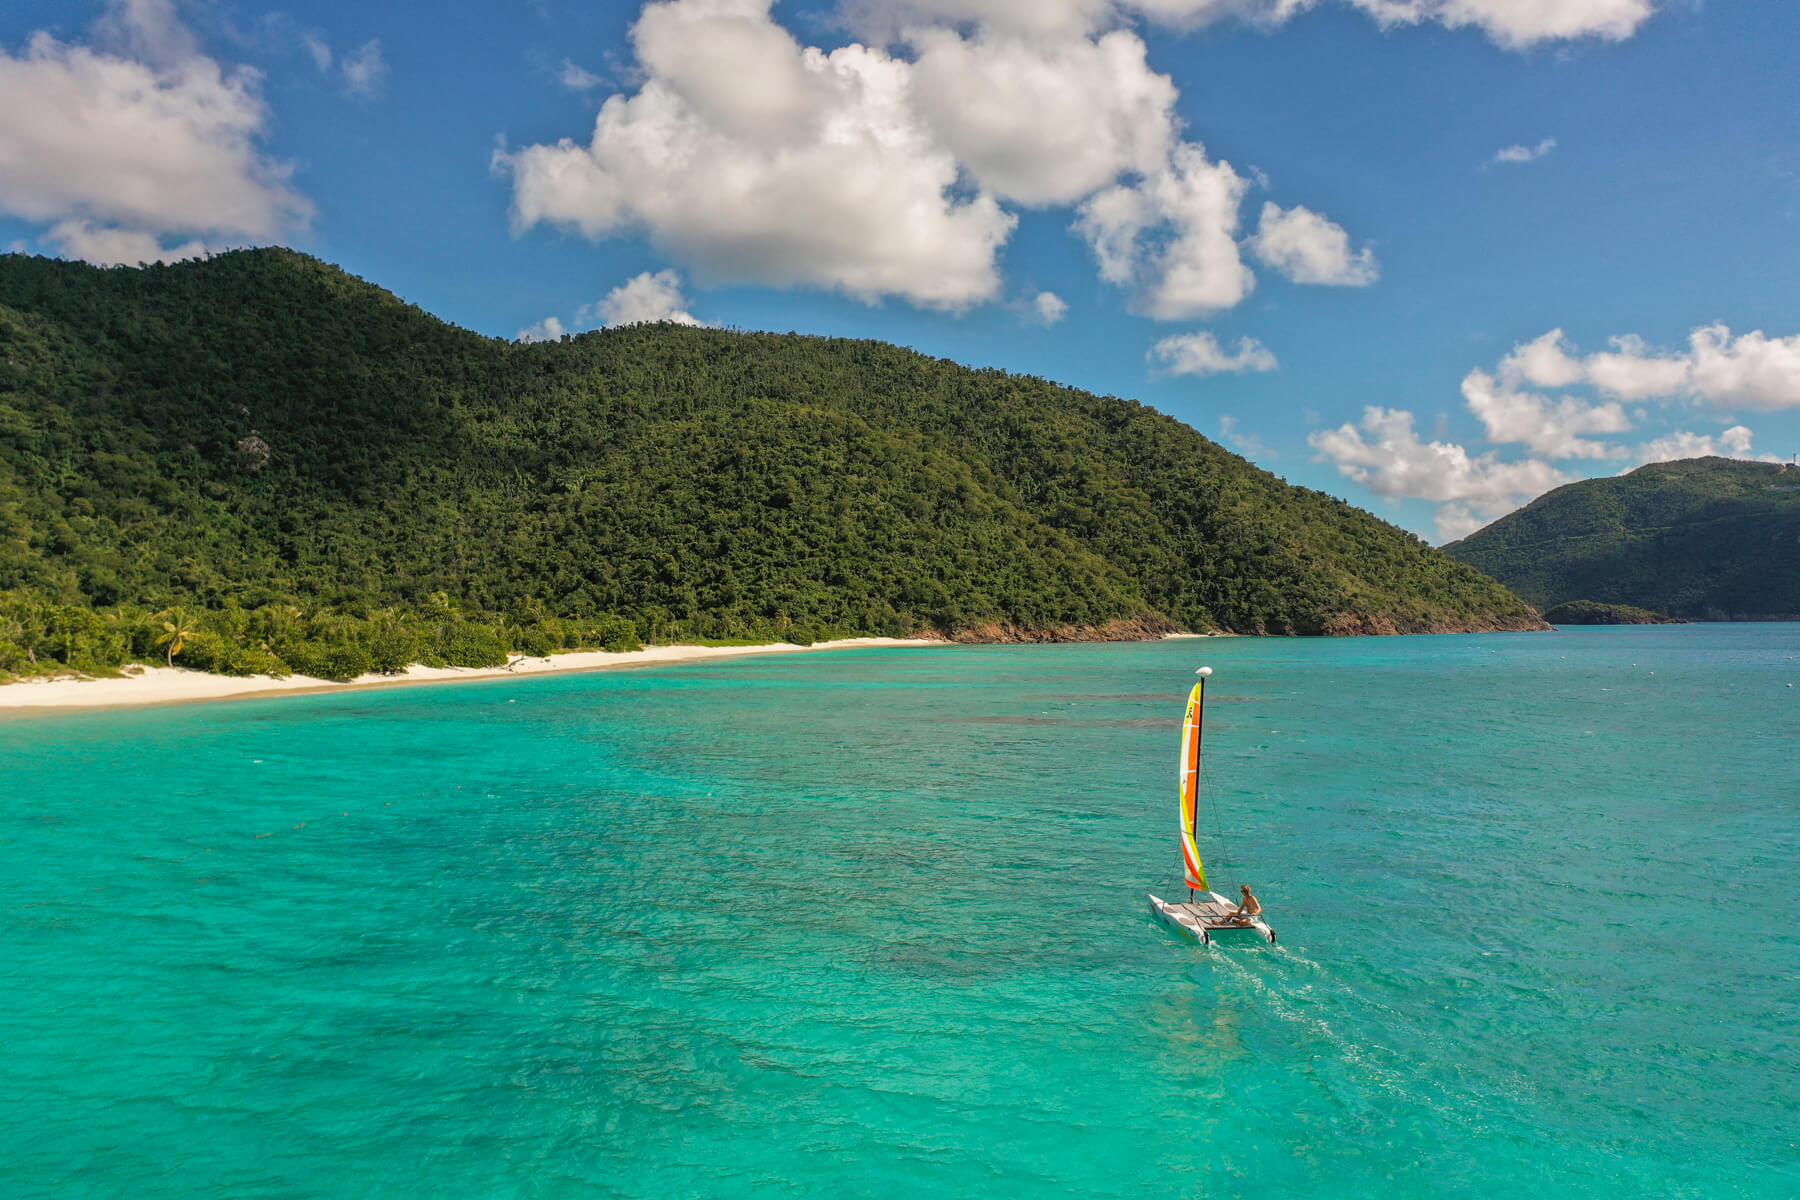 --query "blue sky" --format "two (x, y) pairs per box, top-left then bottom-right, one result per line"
(3, 0), (1797, 541)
